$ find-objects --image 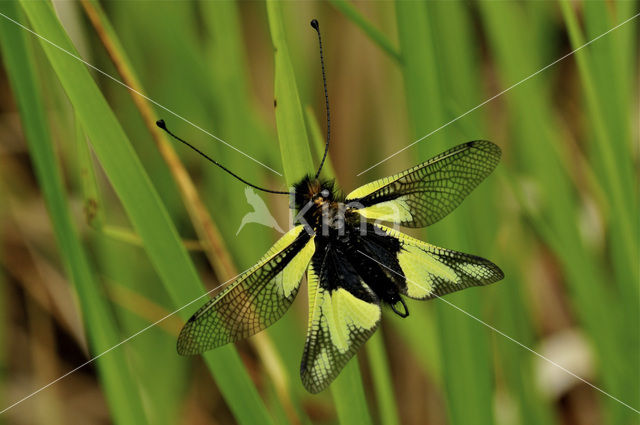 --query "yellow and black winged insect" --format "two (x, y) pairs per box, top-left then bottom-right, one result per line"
(156, 19), (504, 393)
